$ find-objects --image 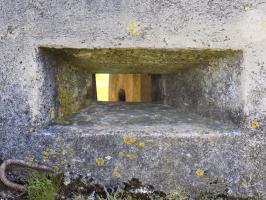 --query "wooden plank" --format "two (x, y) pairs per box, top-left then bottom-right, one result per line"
(109, 74), (151, 102)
